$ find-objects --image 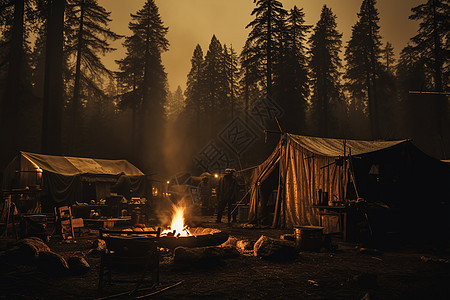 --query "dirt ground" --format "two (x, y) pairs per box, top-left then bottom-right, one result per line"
(1, 217), (449, 300)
